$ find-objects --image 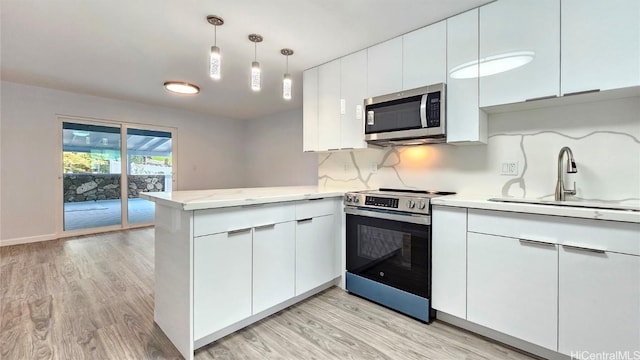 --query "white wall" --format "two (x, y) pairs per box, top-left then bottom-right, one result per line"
(0, 81), (247, 243)
(244, 108), (318, 187)
(318, 96), (640, 204)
